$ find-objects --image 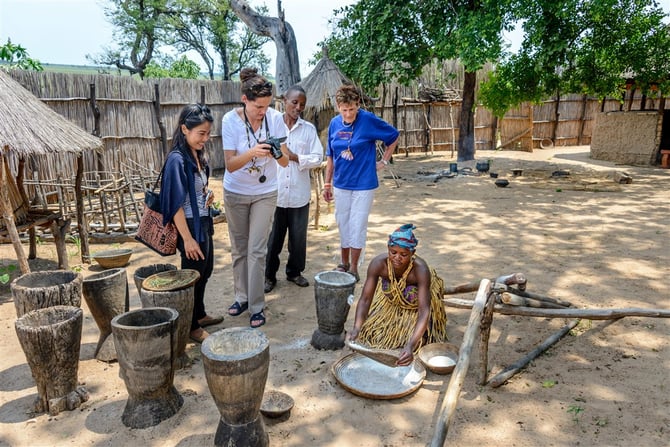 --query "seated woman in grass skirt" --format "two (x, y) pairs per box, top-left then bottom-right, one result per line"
(348, 224), (448, 366)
